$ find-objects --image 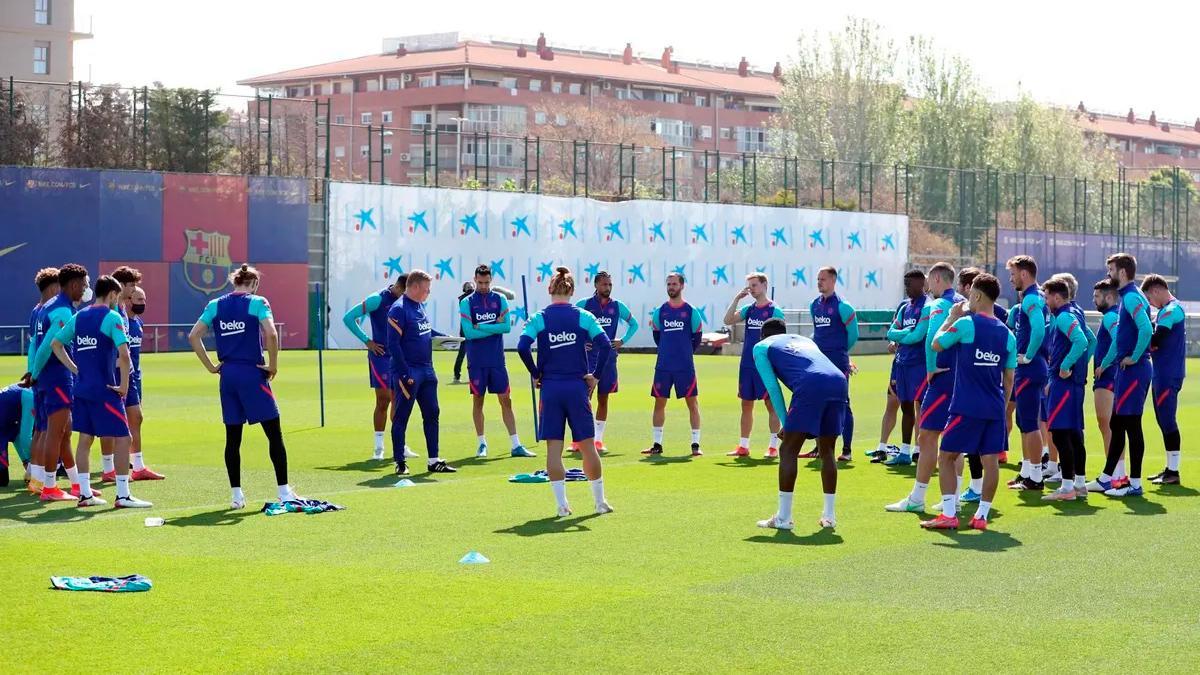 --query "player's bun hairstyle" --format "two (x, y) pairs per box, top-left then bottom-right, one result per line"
(1093, 277), (1119, 293)
(111, 265), (143, 284)
(1005, 255), (1038, 278)
(230, 264), (261, 286)
(549, 266), (575, 296)
(745, 272), (768, 284)
(972, 273), (1001, 302)
(929, 262), (956, 283)
(594, 270), (612, 283)
(1049, 272), (1078, 300)
(760, 317), (787, 339)
(474, 264), (492, 278)
(94, 275), (122, 299)
(903, 268), (926, 281)
(1042, 279), (1069, 299)
(34, 267), (60, 290)
(958, 266), (982, 288)
(1106, 252), (1137, 280)
(1141, 273), (1169, 292)
(57, 263), (88, 285)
